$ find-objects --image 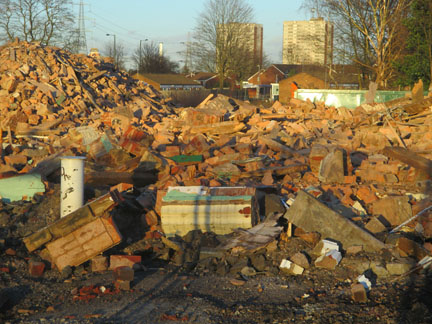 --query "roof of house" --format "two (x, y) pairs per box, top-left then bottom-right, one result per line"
(186, 72), (218, 82)
(133, 73), (201, 86)
(270, 64), (363, 85)
(280, 72), (326, 89)
(247, 69), (266, 82)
